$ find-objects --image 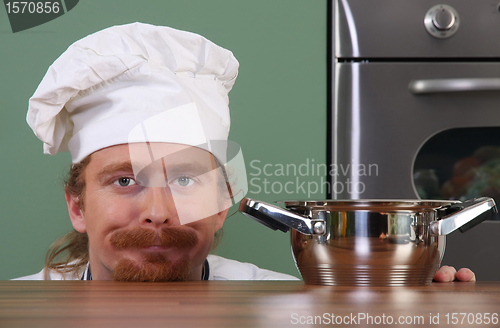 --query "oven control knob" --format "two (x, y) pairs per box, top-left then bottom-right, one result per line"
(424, 4), (460, 38)
(433, 7), (455, 30)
